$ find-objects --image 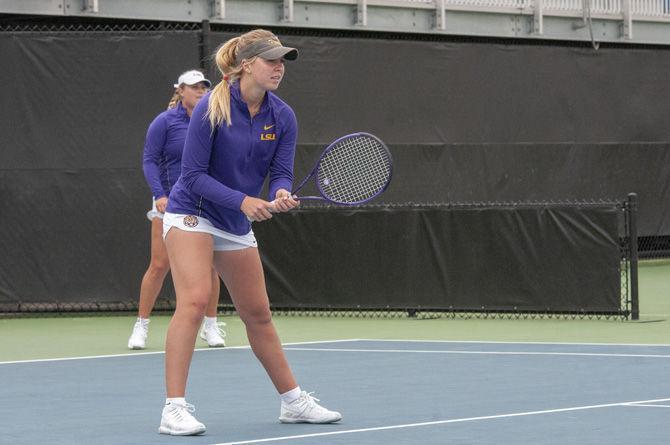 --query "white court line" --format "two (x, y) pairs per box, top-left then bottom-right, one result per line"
(209, 397), (670, 445)
(360, 338), (670, 347)
(625, 403), (670, 408)
(283, 347), (670, 359)
(0, 339), (361, 365)
(6, 338), (668, 365)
